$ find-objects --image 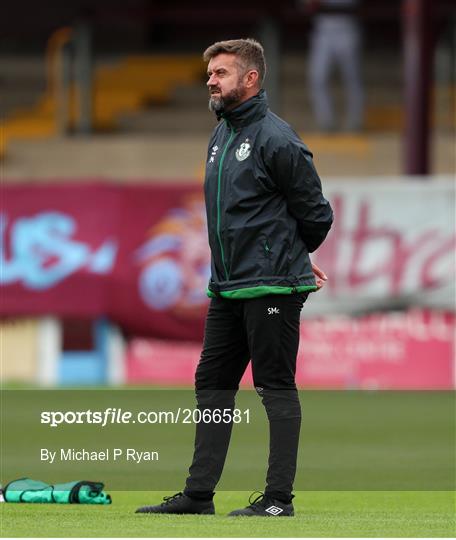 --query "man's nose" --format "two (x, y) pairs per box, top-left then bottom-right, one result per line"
(207, 75), (216, 87)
